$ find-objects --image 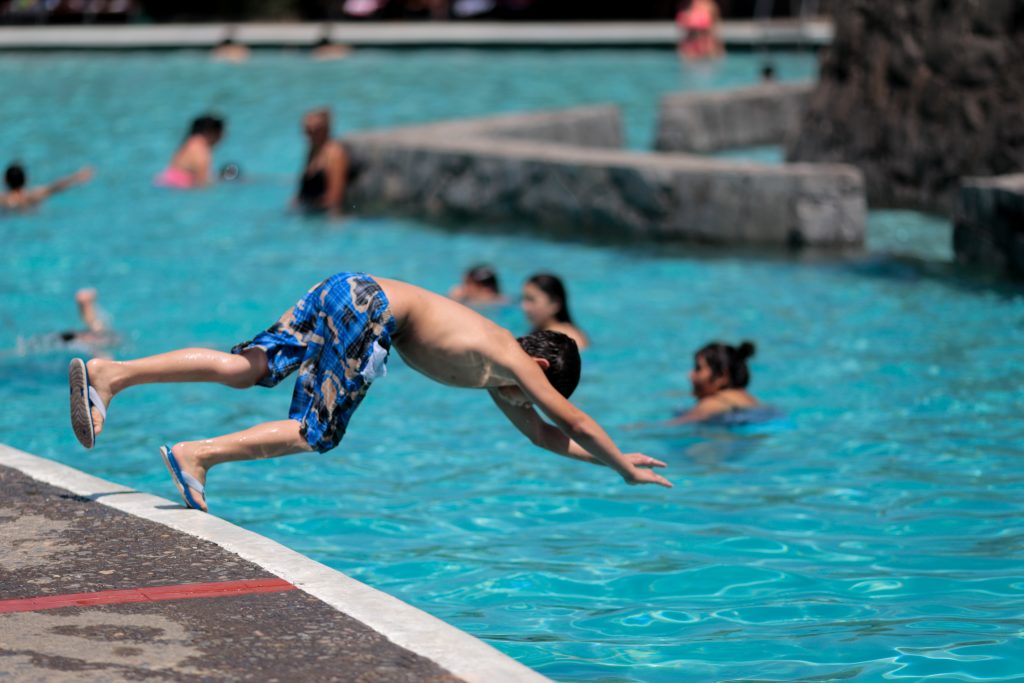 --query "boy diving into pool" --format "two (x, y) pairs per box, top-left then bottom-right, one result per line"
(69, 272), (671, 511)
